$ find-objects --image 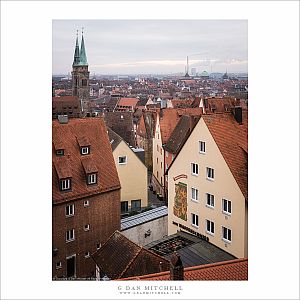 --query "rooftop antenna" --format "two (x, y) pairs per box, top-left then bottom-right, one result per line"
(81, 27), (84, 35)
